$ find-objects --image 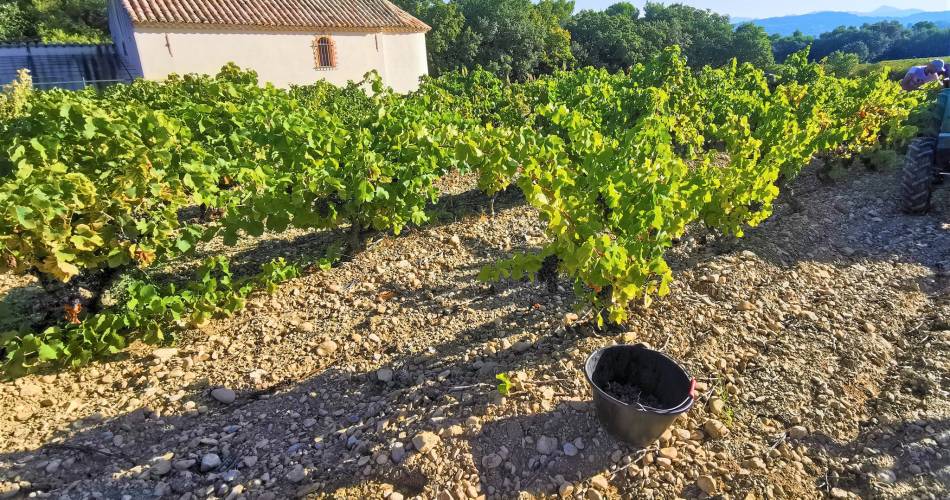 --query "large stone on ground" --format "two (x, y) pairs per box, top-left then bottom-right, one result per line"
(536, 435), (558, 455)
(211, 387), (236, 404)
(412, 431), (440, 454)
